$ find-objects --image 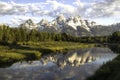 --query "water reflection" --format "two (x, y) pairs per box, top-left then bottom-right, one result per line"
(39, 50), (99, 69)
(0, 47), (118, 80)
